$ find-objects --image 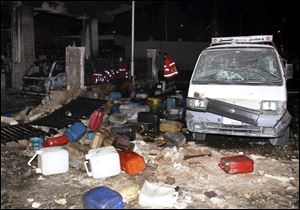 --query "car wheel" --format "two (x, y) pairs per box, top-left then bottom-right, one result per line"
(192, 132), (206, 141)
(269, 127), (290, 147)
